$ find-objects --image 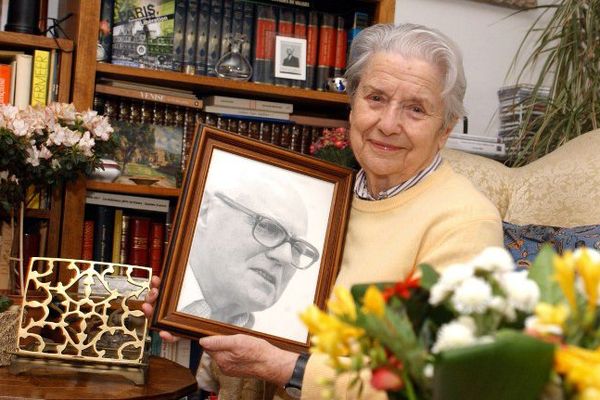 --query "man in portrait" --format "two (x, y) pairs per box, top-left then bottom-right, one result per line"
(176, 173), (320, 328)
(282, 47), (300, 68)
